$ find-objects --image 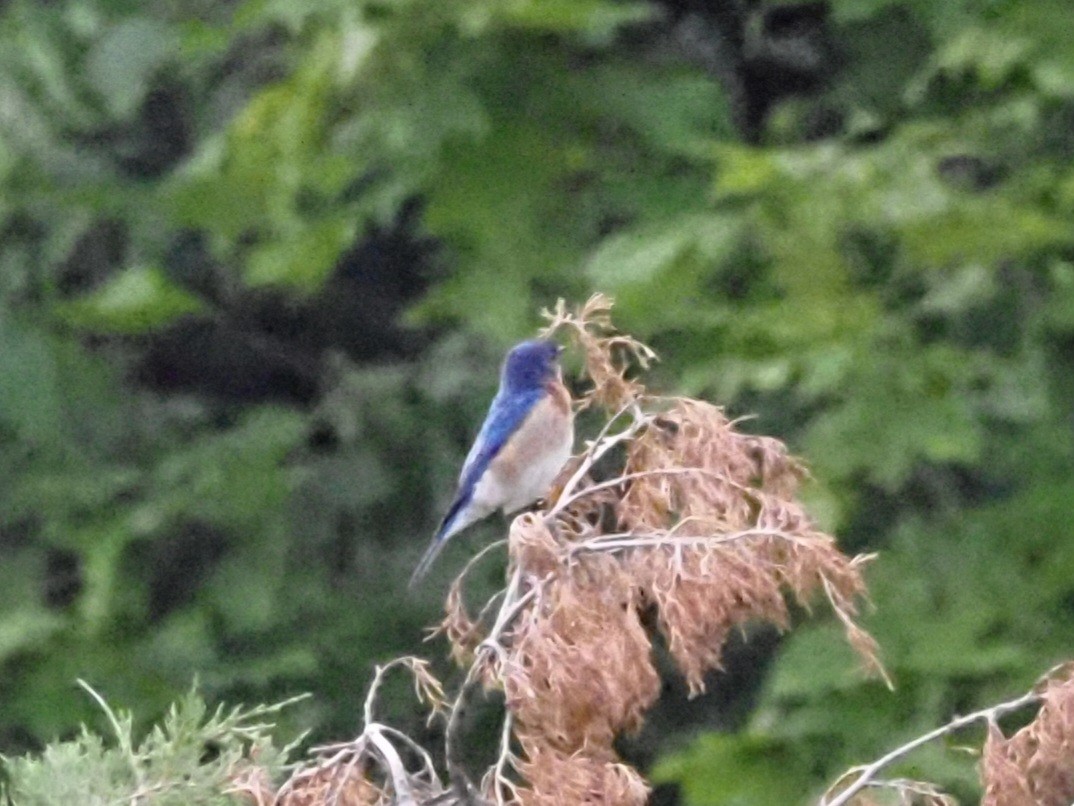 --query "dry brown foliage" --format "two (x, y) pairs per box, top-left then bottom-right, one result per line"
(618, 398), (885, 693)
(233, 657), (450, 806)
(514, 744), (650, 806)
(823, 663), (1074, 805)
(845, 785), (954, 806)
(541, 296), (655, 412)
(272, 764), (384, 806)
(505, 517), (659, 752)
(211, 297), (1074, 804)
(437, 294), (887, 803)
(232, 752), (385, 806)
(235, 296), (889, 805)
(981, 665), (1074, 806)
